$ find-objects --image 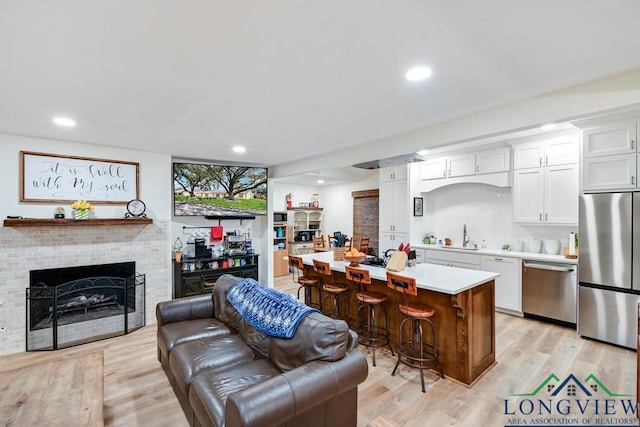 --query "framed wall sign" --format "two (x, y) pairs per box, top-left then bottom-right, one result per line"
(20, 151), (139, 203)
(413, 197), (423, 217)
